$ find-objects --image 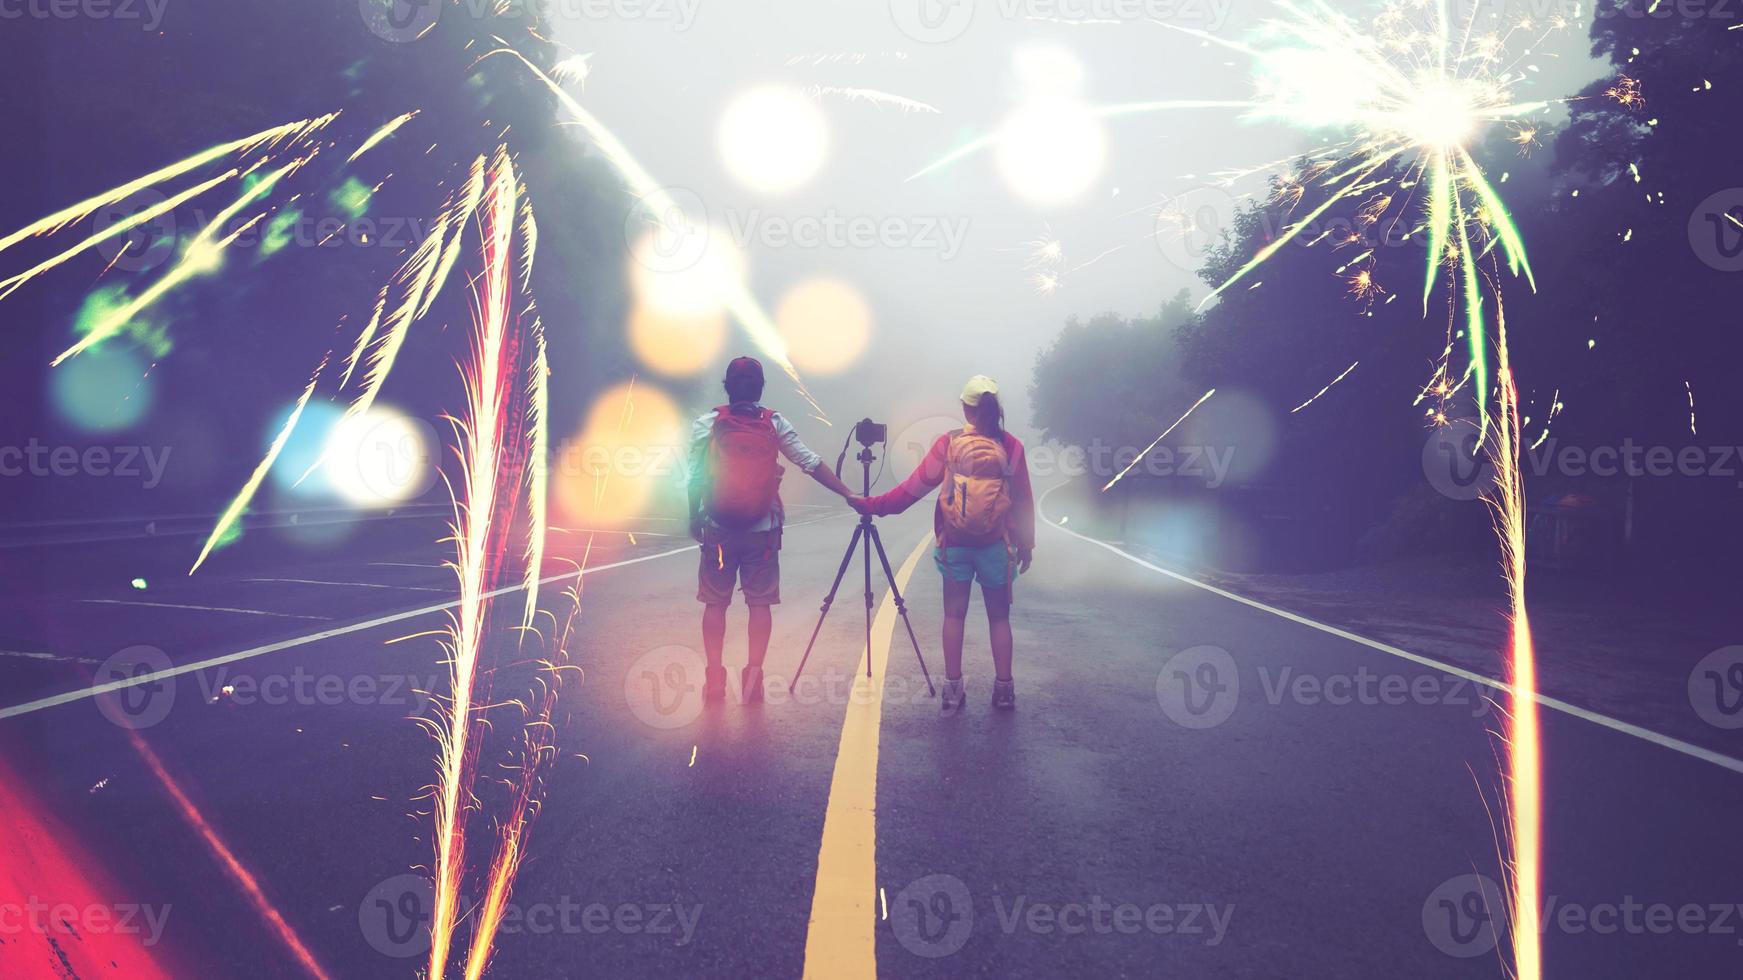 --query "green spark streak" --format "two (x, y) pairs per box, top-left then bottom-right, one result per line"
(1458, 148), (1535, 289)
(1453, 197), (1489, 440)
(906, 100), (1255, 182)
